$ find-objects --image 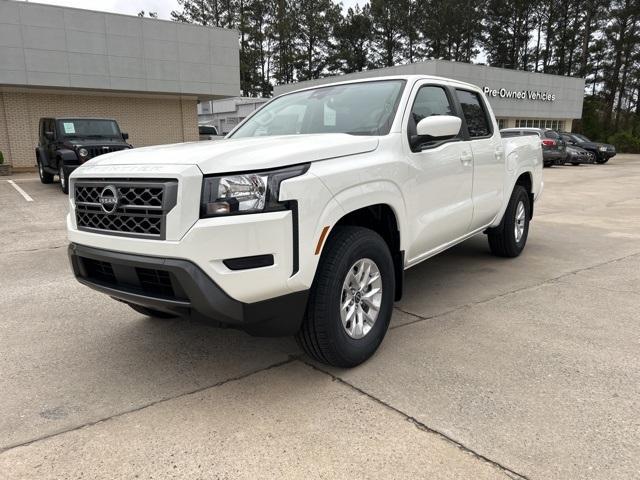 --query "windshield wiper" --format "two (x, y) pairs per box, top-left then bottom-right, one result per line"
(344, 130), (376, 136)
